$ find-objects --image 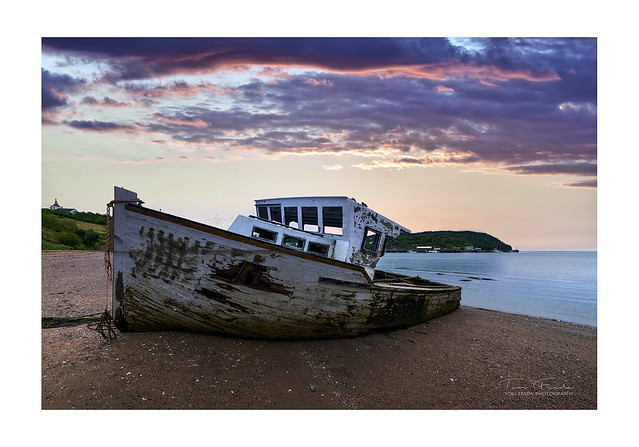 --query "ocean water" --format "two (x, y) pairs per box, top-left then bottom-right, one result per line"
(376, 251), (597, 327)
